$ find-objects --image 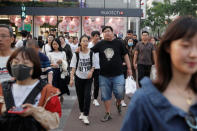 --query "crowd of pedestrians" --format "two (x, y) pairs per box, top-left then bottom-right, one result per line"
(0, 15), (196, 131)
